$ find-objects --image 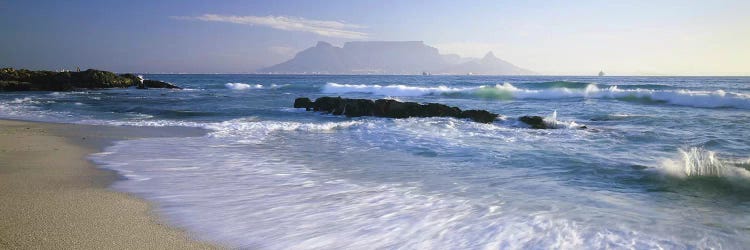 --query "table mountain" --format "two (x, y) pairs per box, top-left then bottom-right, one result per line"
(258, 41), (533, 75)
